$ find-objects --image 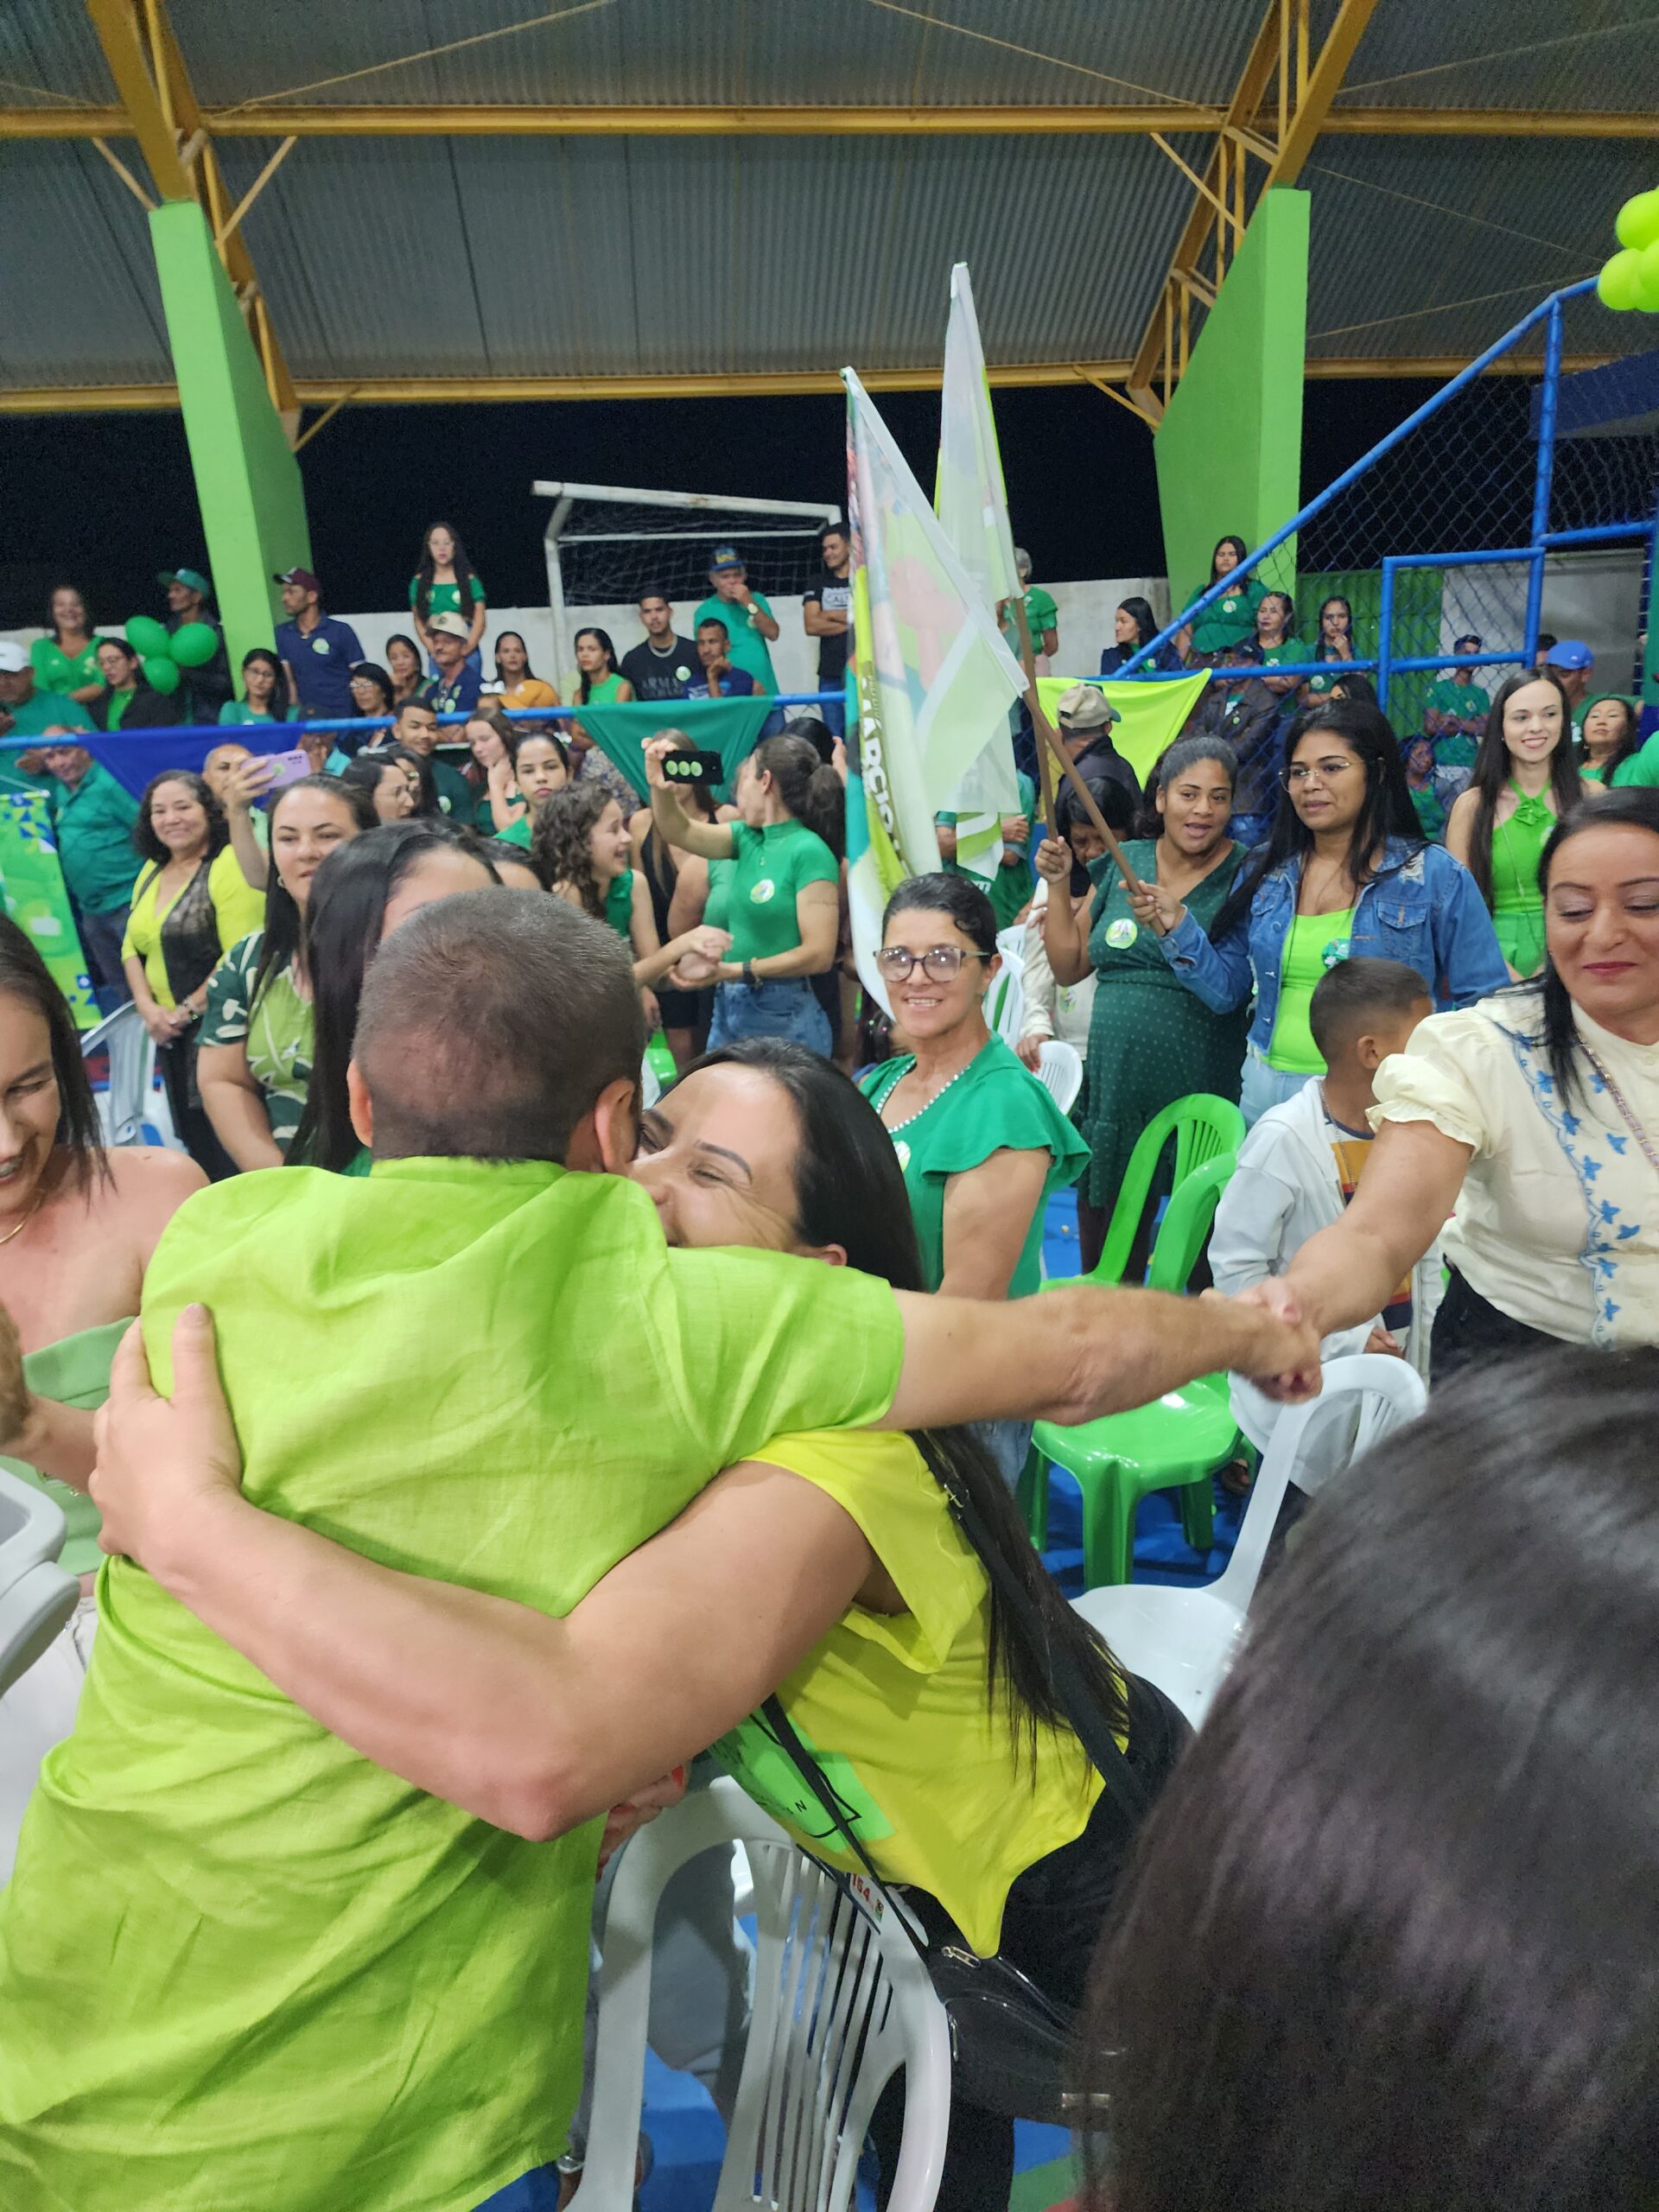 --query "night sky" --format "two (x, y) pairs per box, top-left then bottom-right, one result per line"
(1, 378), (1433, 630)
